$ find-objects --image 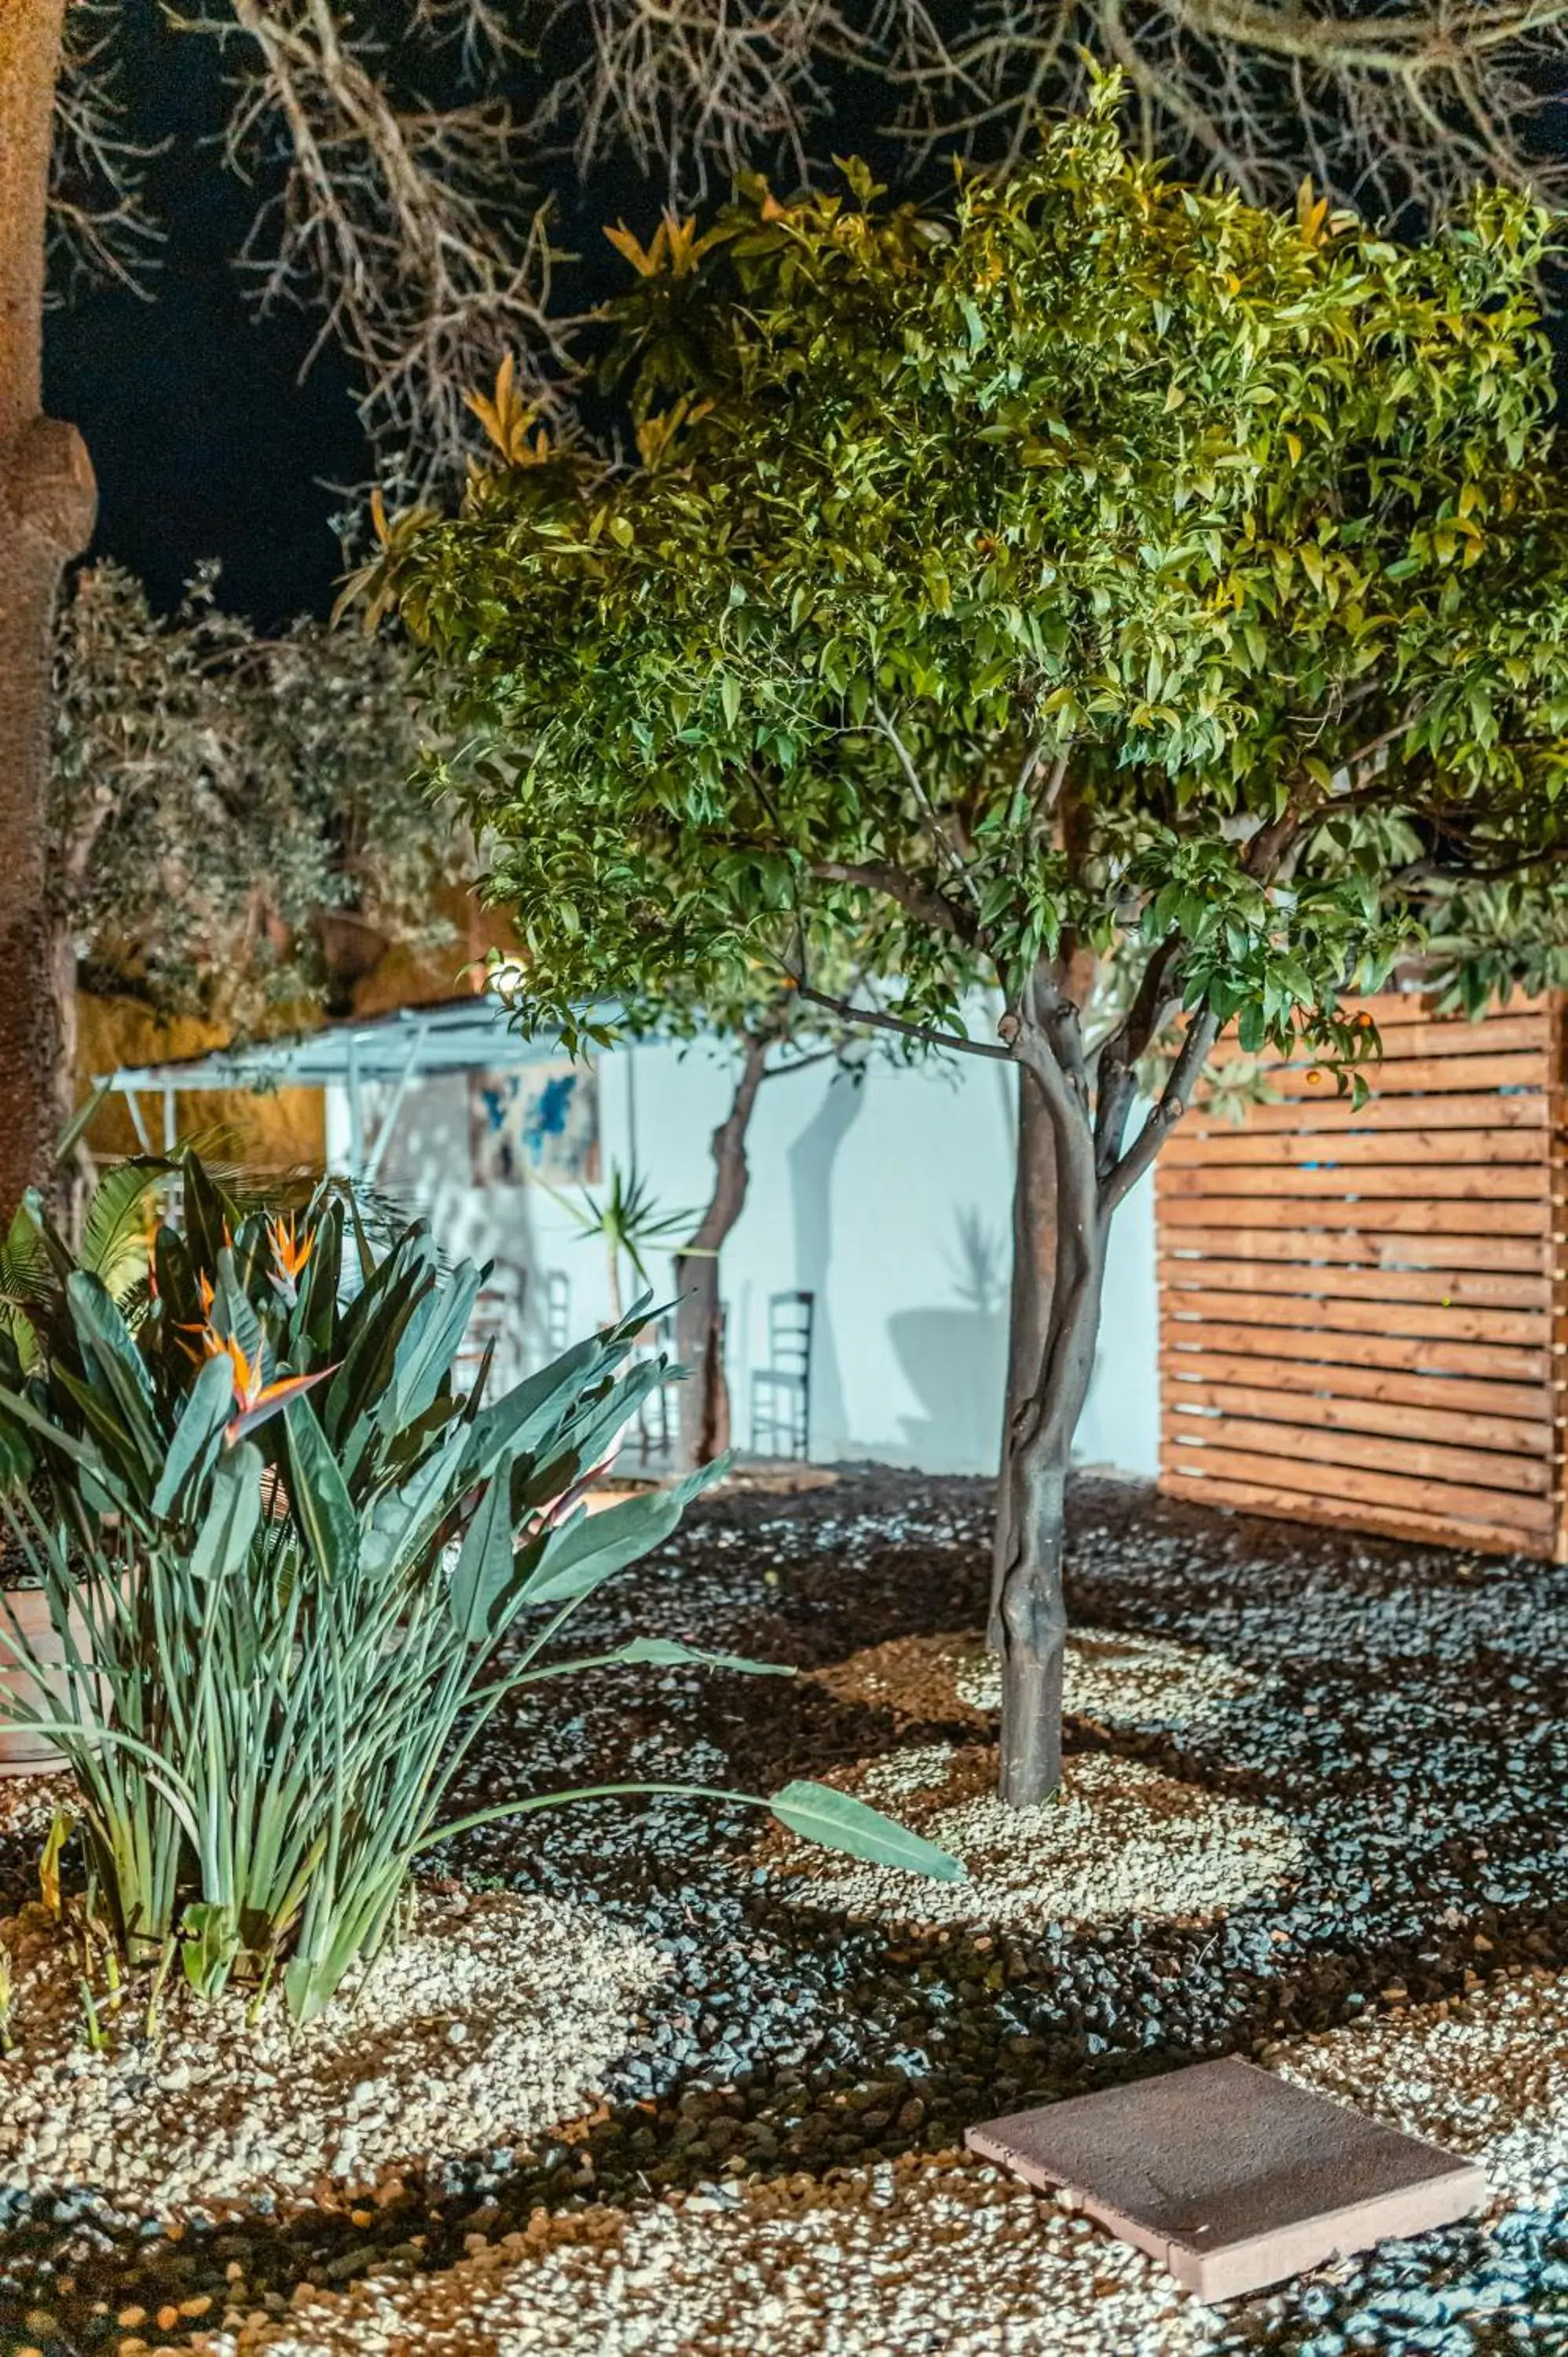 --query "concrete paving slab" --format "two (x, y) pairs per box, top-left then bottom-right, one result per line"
(966, 2056), (1488, 2300)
